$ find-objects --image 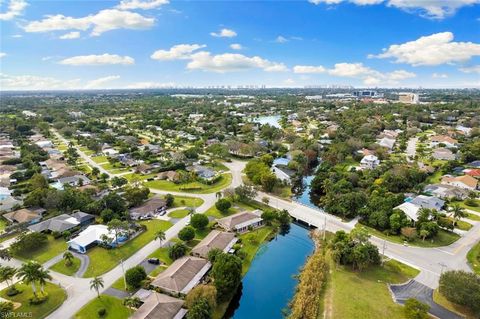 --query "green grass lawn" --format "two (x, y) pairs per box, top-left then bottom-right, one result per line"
(204, 205), (239, 219)
(0, 218), (7, 231)
(454, 200), (480, 213)
(168, 195), (204, 208)
(426, 170), (443, 184)
(167, 209), (190, 218)
(74, 295), (131, 319)
(324, 259), (419, 319)
(13, 235), (68, 264)
(465, 212), (480, 221)
(467, 241), (480, 275)
(50, 257), (81, 276)
(149, 265), (168, 277)
(0, 282), (66, 319)
(148, 246), (173, 265)
(355, 224), (460, 248)
(455, 219), (473, 231)
(145, 173), (232, 194)
(83, 220), (173, 277)
(123, 173), (156, 182)
(91, 155), (108, 163)
(110, 276), (135, 293)
(238, 226), (274, 274)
